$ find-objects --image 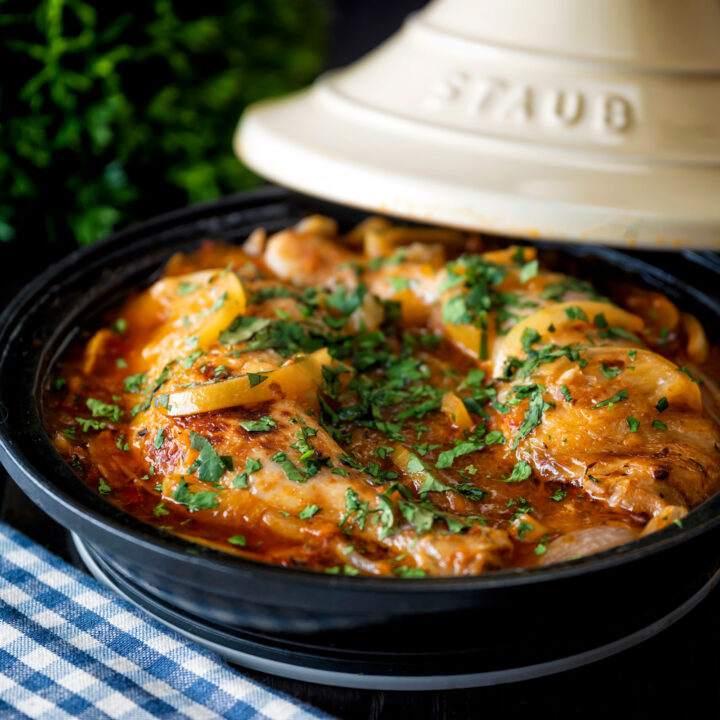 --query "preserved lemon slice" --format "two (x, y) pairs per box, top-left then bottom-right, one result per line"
(493, 301), (643, 377)
(165, 348), (331, 416)
(143, 269), (247, 366)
